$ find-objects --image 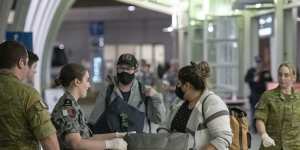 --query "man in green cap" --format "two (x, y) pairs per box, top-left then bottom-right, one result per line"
(89, 53), (165, 133)
(0, 41), (59, 150)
